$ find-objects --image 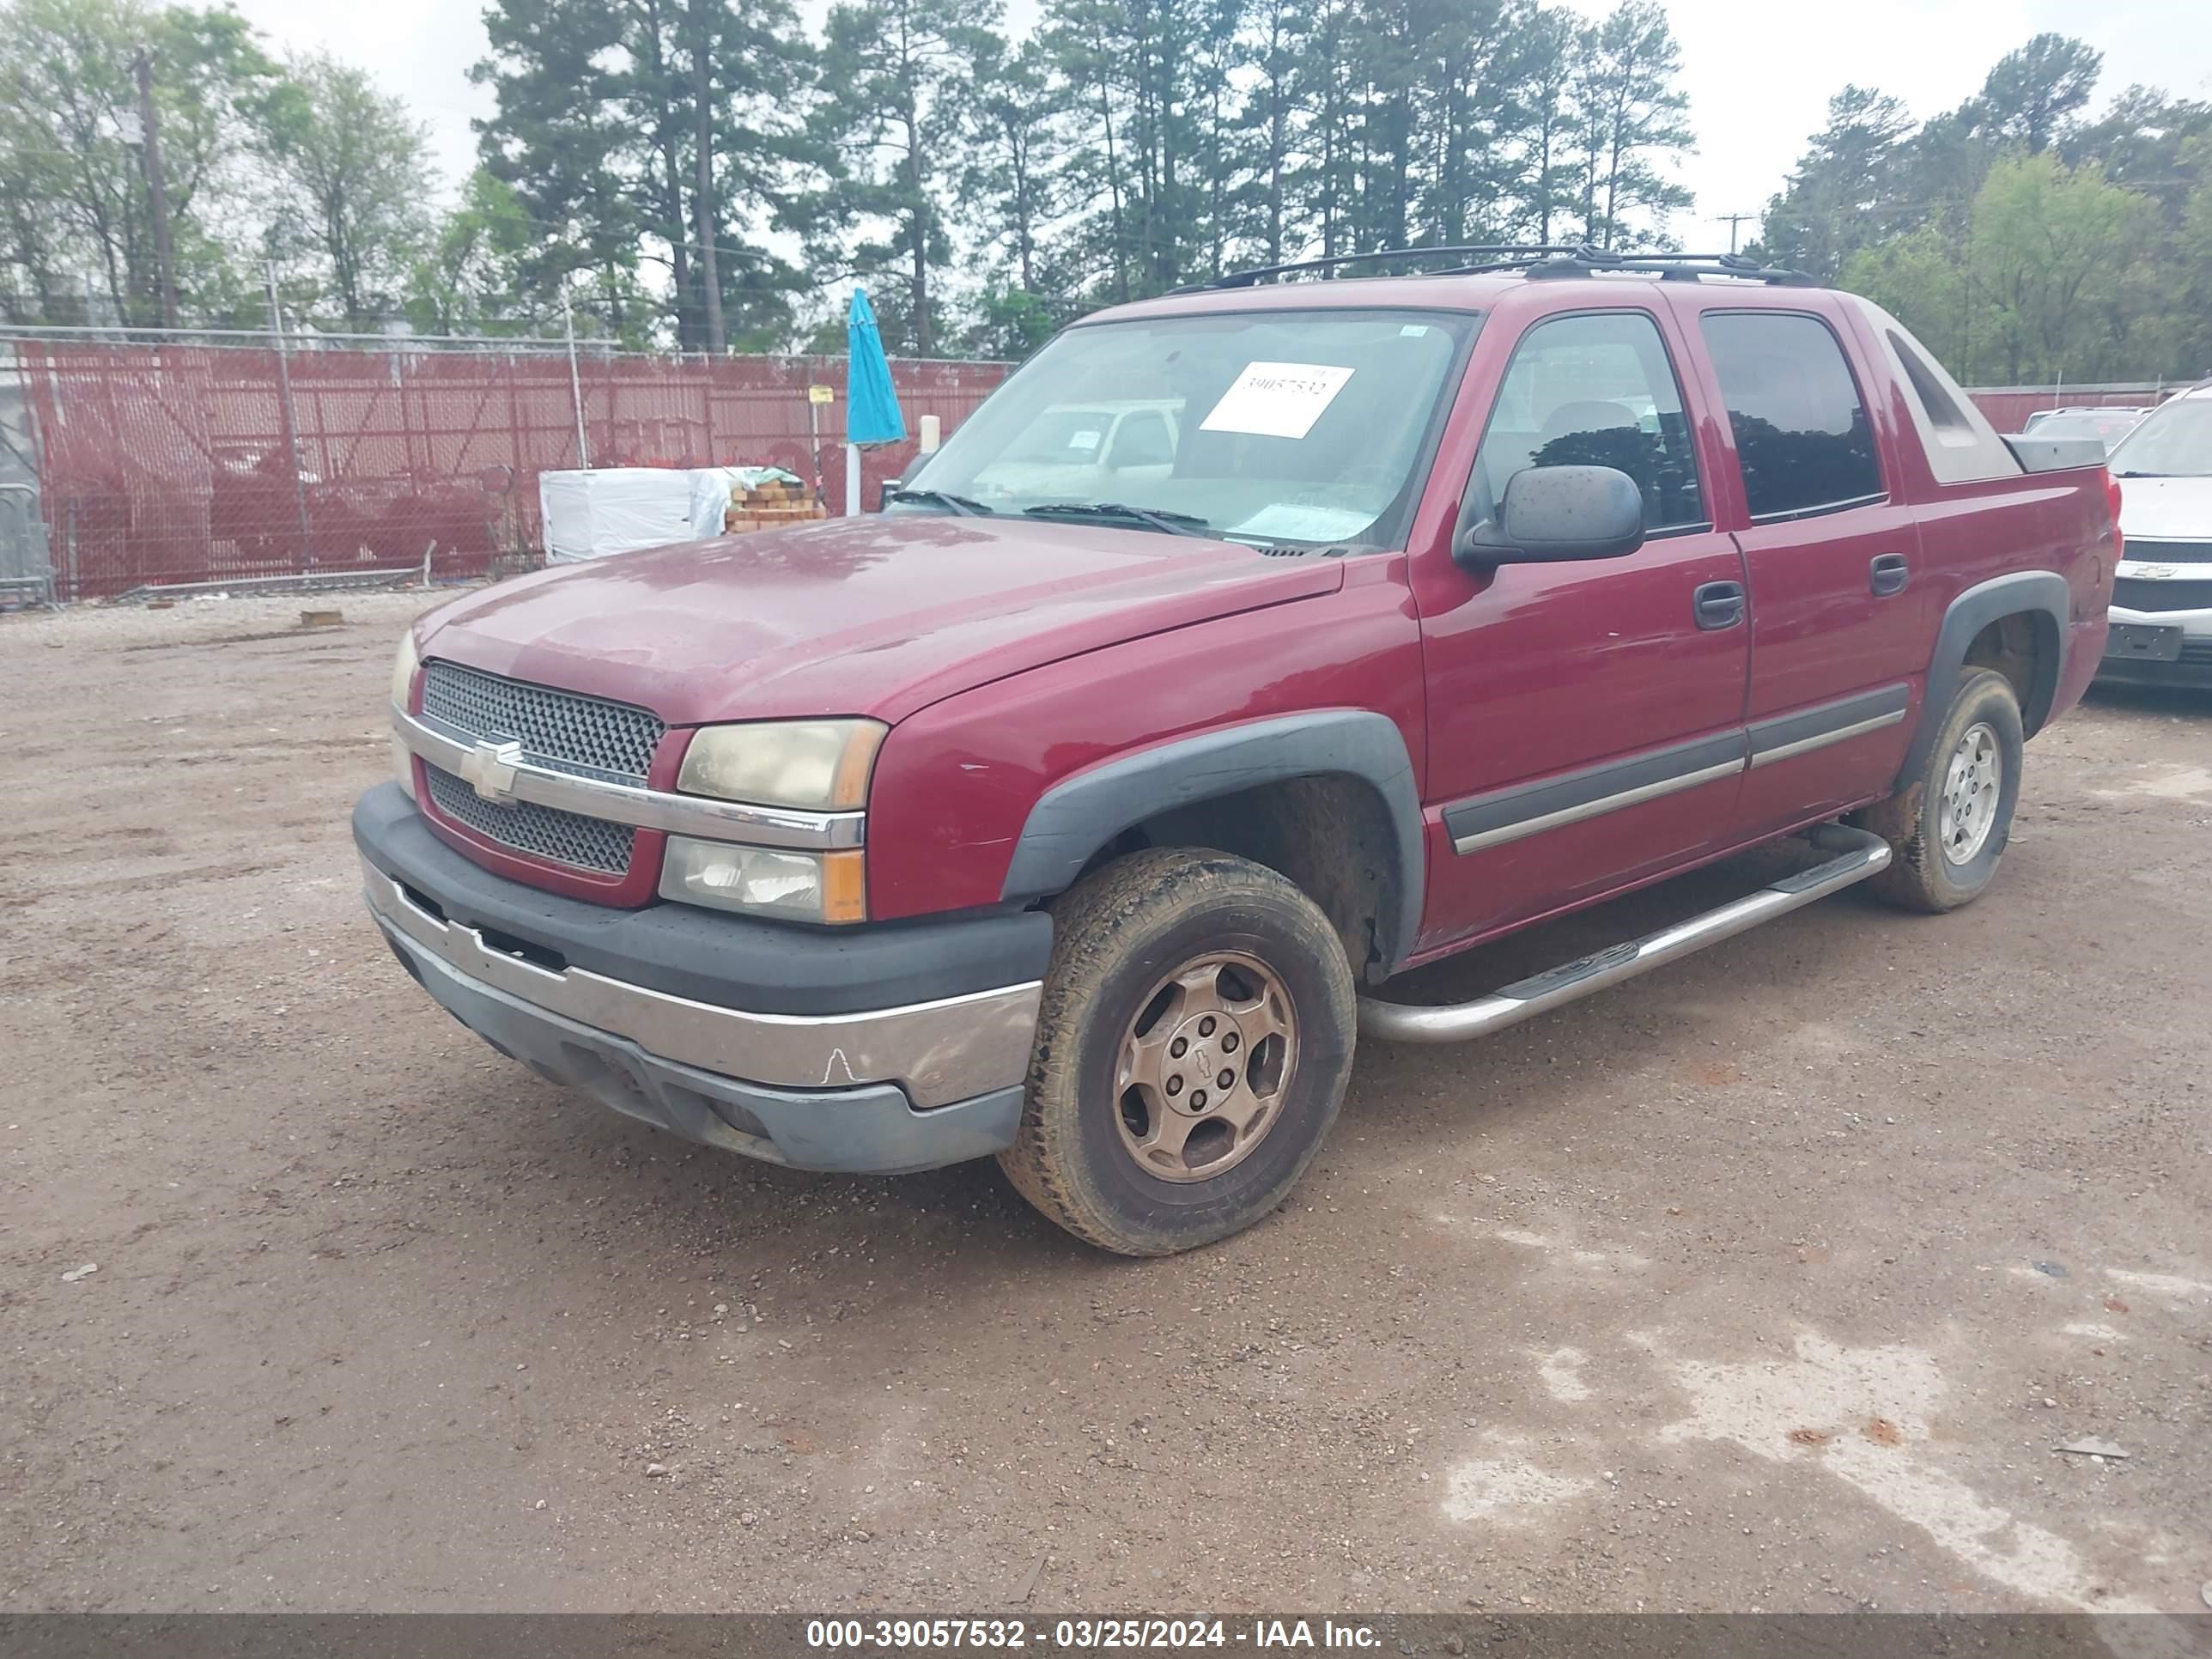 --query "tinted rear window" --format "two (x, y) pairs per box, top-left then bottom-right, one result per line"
(1702, 313), (1882, 520)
